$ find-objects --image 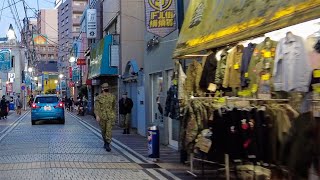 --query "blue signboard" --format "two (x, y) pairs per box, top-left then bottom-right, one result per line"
(72, 67), (80, 82)
(0, 49), (11, 71)
(61, 80), (66, 89)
